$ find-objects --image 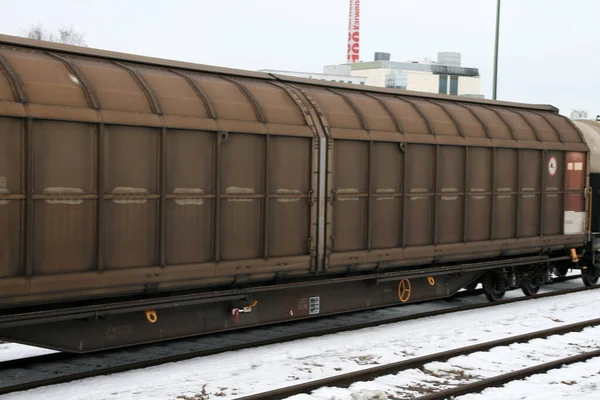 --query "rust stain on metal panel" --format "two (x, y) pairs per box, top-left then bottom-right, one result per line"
(336, 188), (359, 201)
(173, 188), (204, 205)
(375, 188), (395, 200)
(441, 187), (458, 201)
(469, 188), (486, 200)
(112, 187), (149, 204)
(0, 186), (8, 205)
(43, 187), (84, 204)
(275, 188), (301, 203)
(225, 186), (255, 202)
